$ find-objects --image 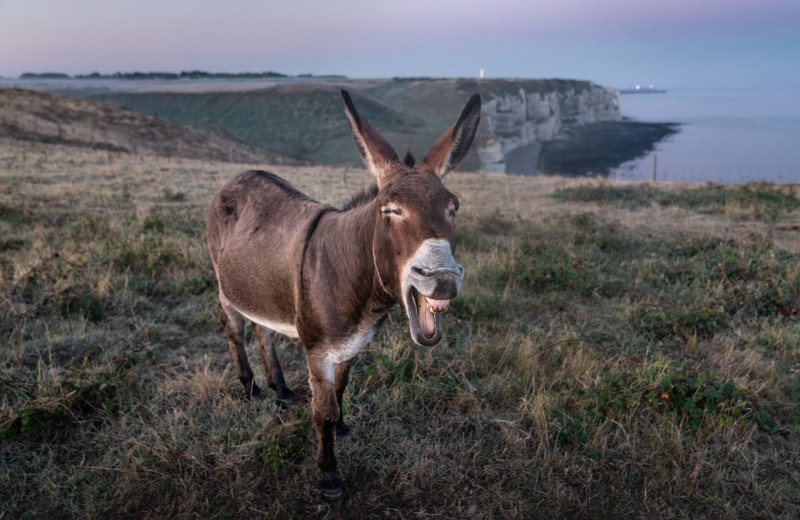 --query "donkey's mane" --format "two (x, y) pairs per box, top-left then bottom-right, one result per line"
(341, 184), (379, 211)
